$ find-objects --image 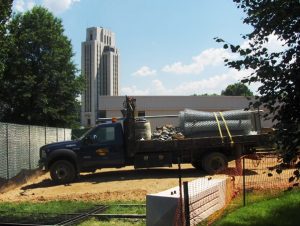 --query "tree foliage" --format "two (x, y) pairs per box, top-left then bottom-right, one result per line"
(221, 82), (253, 96)
(0, 0), (13, 118)
(0, 7), (84, 127)
(216, 0), (300, 157)
(0, 0), (13, 76)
